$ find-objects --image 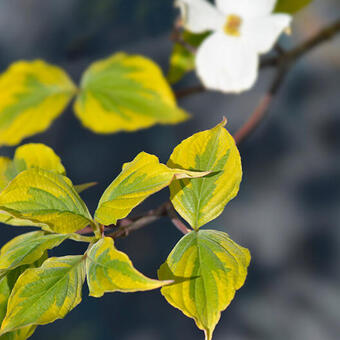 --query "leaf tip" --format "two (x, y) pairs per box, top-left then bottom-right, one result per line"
(89, 291), (103, 298)
(160, 279), (175, 287)
(220, 116), (227, 127)
(173, 169), (211, 180)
